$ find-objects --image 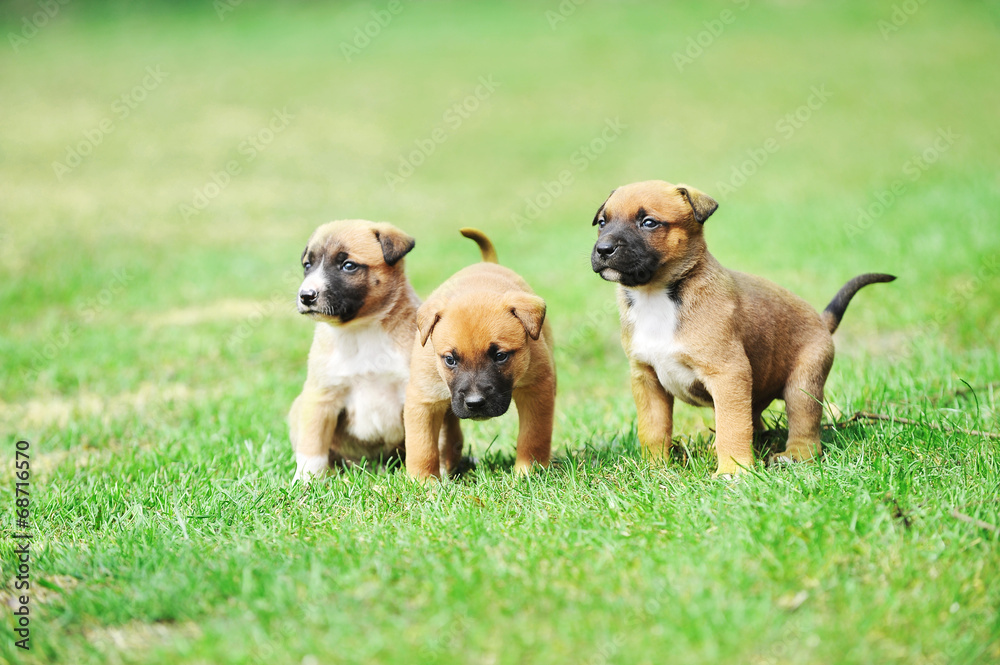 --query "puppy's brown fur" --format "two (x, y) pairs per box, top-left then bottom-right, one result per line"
(405, 229), (556, 479)
(289, 219), (461, 480)
(590, 180), (894, 475)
